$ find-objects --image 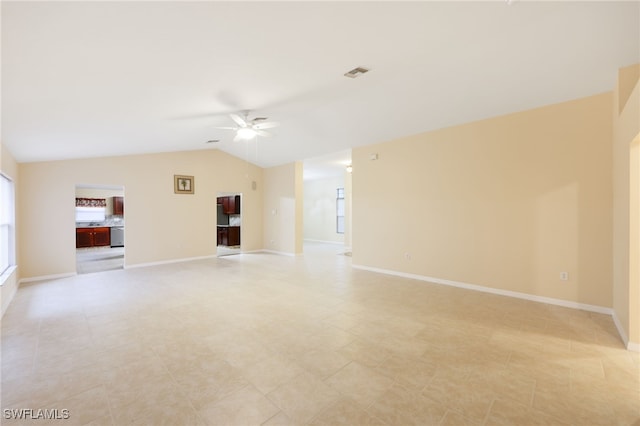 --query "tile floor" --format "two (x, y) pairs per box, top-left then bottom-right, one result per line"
(76, 247), (124, 274)
(2, 242), (639, 425)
